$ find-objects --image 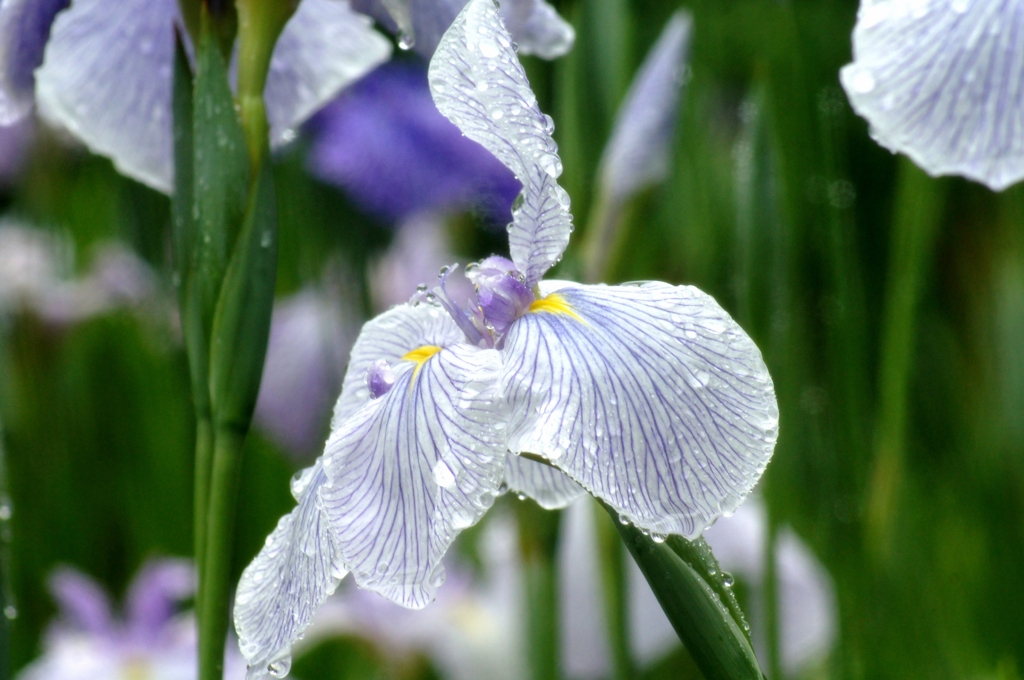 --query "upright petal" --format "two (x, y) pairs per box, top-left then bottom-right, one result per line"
(840, 0), (1024, 191)
(503, 454), (585, 509)
(429, 0), (573, 286)
(354, 0), (574, 60)
(502, 281), (778, 538)
(599, 11), (692, 204)
(332, 301), (465, 425)
(264, 0), (391, 147)
(48, 568), (112, 635)
(34, 0), (179, 192)
(124, 558), (194, 639)
(234, 461), (344, 680)
(0, 0), (69, 124)
(321, 342), (507, 608)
